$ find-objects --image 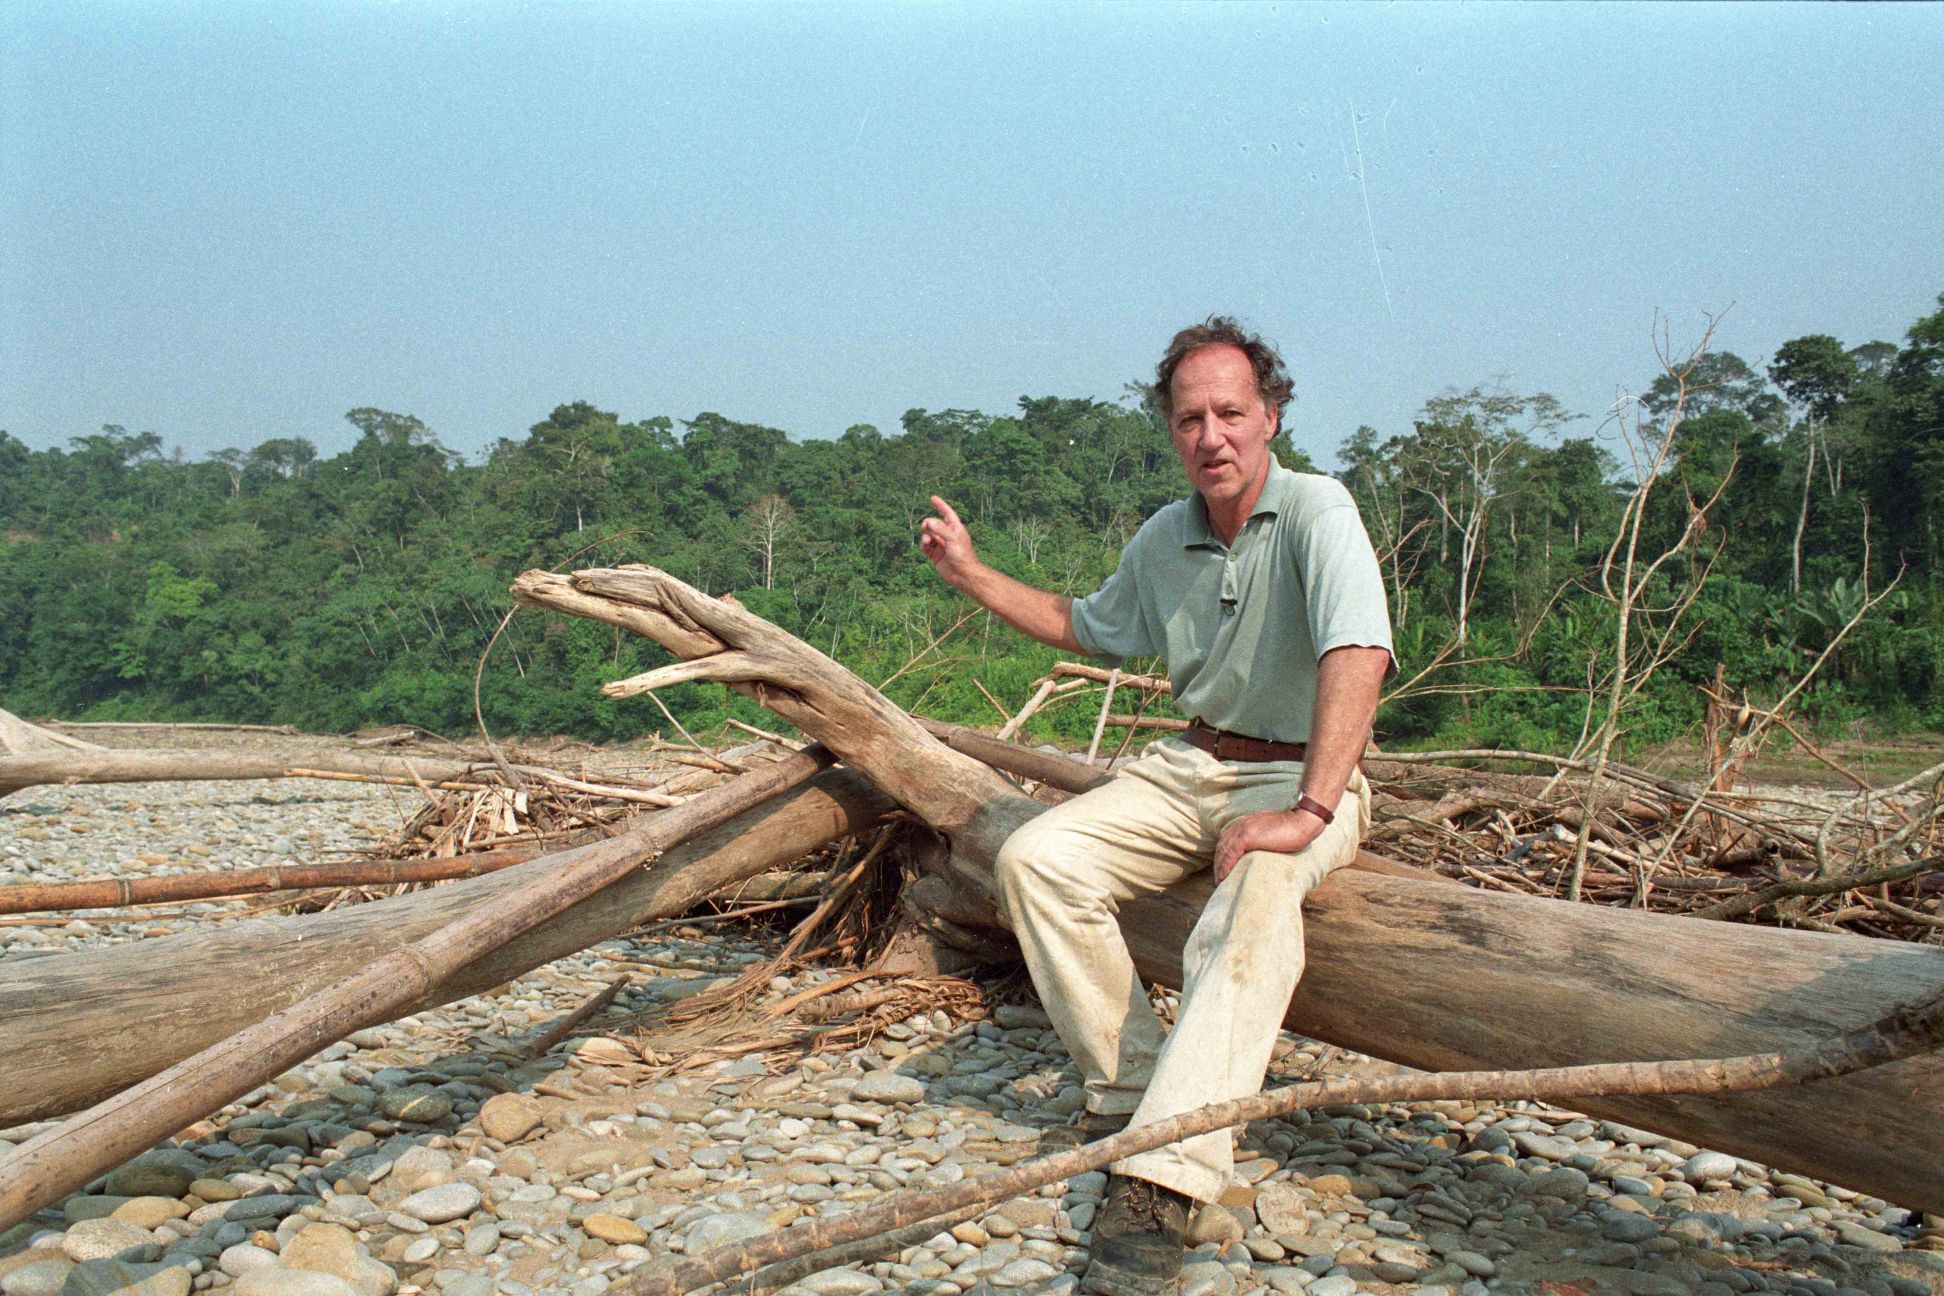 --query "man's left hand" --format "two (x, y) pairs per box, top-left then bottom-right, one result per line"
(1212, 809), (1327, 883)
